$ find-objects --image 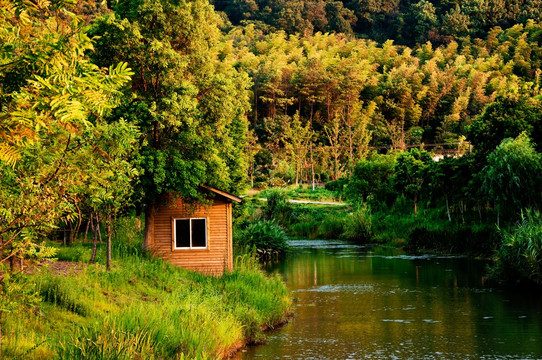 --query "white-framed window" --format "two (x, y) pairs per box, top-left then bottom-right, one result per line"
(173, 218), (207, 249)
